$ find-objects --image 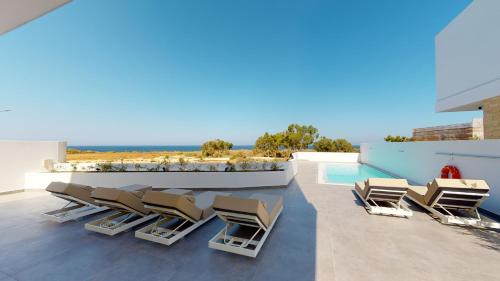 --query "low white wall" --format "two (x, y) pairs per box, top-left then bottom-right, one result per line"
(25, 161), (297, 190)
(0, 140), (66, 193)
(361, 140), (500, 214)
(293, 152), (360, 163)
